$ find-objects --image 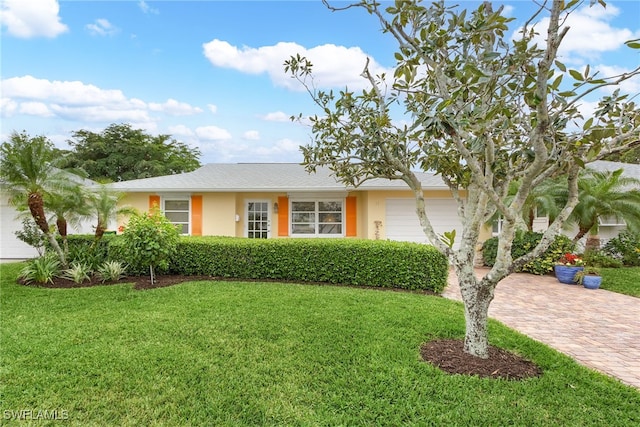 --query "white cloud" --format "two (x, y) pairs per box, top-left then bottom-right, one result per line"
(202, 39), (391, 90)
(592, 64), (640, 95)
(262, 111), (290, 122)
(253, 138), (300, 157)
(138, 1), (159, 15)
(168, 125), (195, 136)
(207, 104), (218, 114)
(0, 98), (18, 117)
(18, 101), (54, 117)
(195, 126), (232, 141)
(86, 18), (119, 37)
(49, 104), (152, 123)
(517, 4), (637, 63)
(243, 130), (260, 140)
(1, 75), (202, 125)
(2, 75), (129, 106)
(0, 0), (68, 38)
(148, 98), (203, 116)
